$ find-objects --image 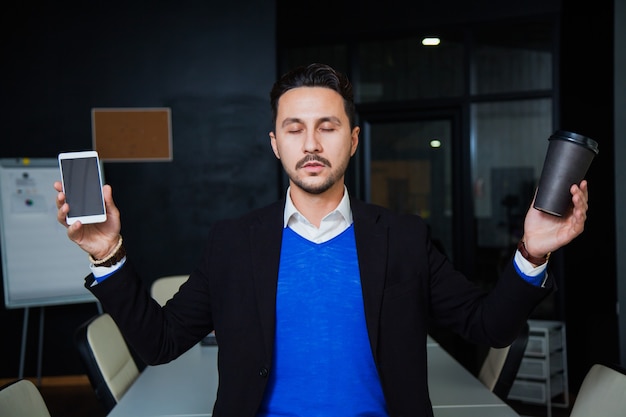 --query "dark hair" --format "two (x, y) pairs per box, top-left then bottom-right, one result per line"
(270, 63), (356, 129)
